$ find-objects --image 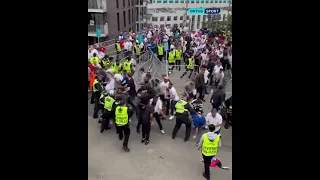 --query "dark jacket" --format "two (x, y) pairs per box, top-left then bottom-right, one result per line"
(210, 90), (226, 108)
(195, 73), (205, 88)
